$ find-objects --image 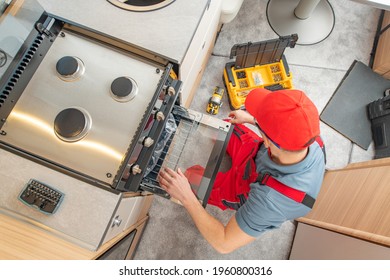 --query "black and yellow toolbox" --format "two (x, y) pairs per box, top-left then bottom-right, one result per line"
(223, 34), (298, 110)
